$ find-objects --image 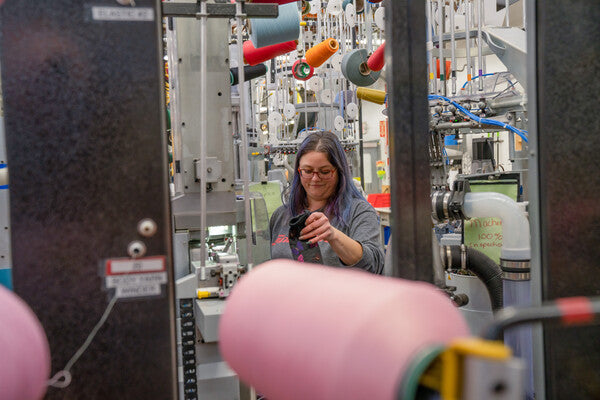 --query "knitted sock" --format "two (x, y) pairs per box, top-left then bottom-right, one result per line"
(289, 211), (323, 264)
